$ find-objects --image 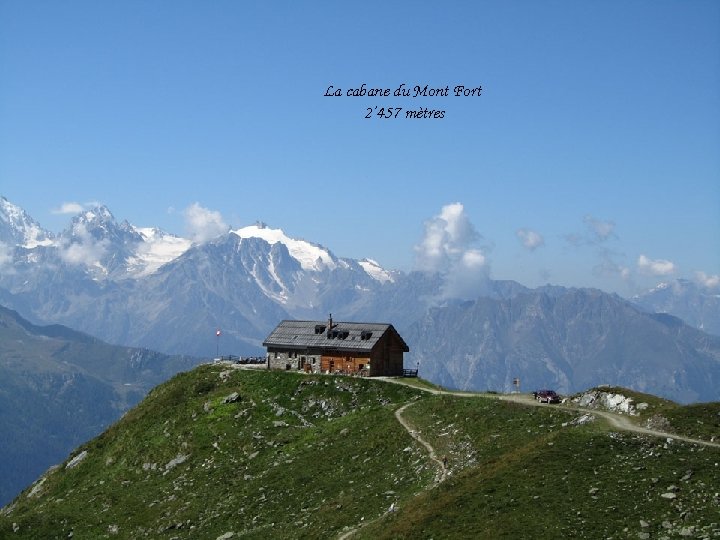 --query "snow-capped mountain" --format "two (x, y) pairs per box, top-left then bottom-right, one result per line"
(231, 222), (338, 272)
(57, 205), (145, 278)
(0, 197), (400, 354)
(358, 258), (395, 283)
(124, 227), (192, 278)
(1, 196), (719, 403)
(1, 200), (194, 281)
(1, 198), (395, 286)
(633, 279), (720, 336)
(0, 196), (54, 248)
